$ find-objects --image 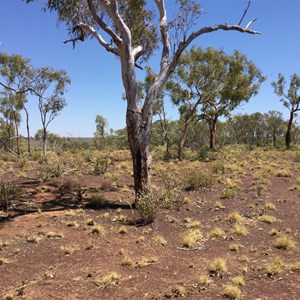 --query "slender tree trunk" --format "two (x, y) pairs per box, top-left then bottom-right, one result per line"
(14, 123), (20, 156)
(209, 117), (218, 150)
(42, 127), (47, 158)
(158, 105), (171, 161)
(178, 124), (188, 161)
(286, 111), (294, 149)
(12, 111), (20, 156)
(24, 107), (31, 155)
(6, 121), (12, 150)
(273, 127), (277, 148)
(178, 115), (194, 160)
